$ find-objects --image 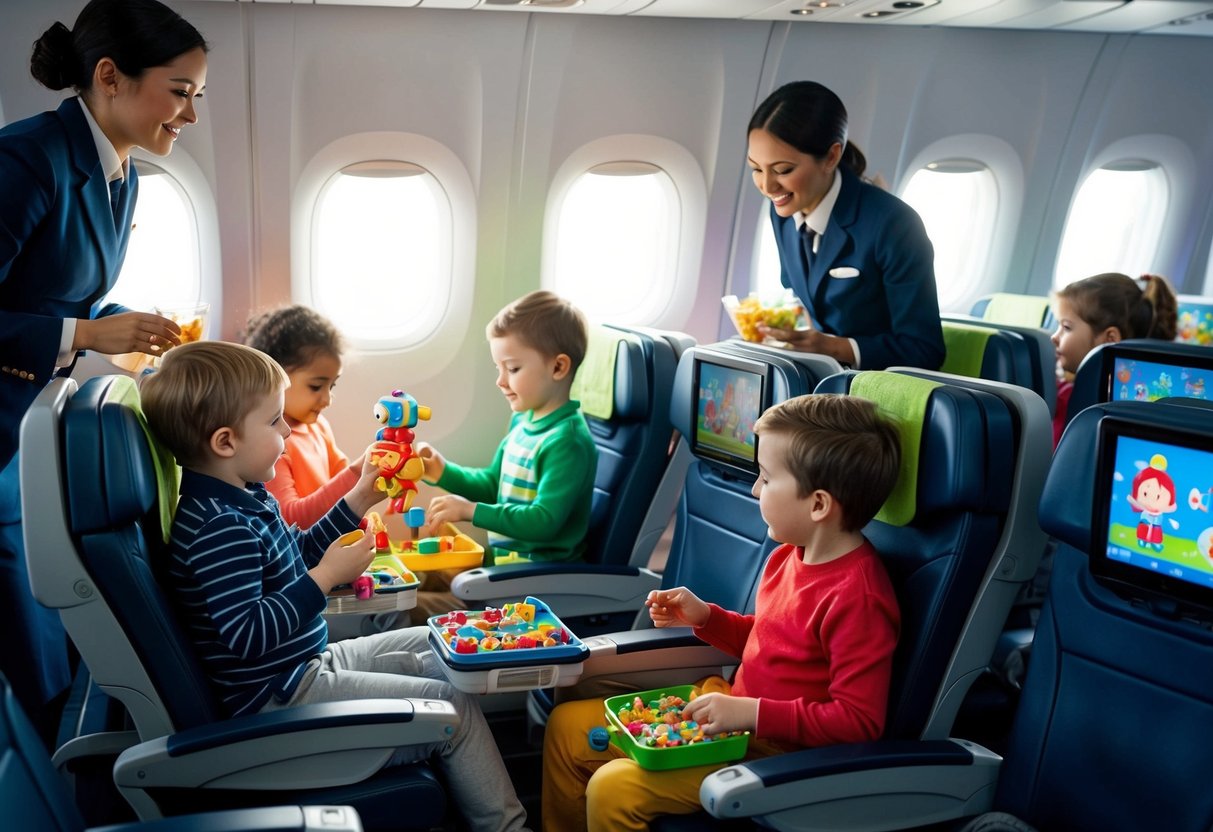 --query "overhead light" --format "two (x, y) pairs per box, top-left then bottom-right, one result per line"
(790, 8), (814, 15)
(862, 10), (898, 17)
(892, 1), (924, 8)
